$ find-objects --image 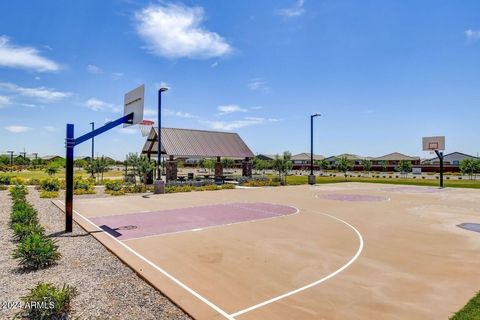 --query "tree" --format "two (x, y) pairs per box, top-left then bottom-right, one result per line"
(200, 158), (215, 174)
(253, 158), (270, 174)
(125, 153), (140, 184)
(74, 159), (88, 171)
(335, 156), (353, 181)
(361, 159), (372, 176)
(222, 158), (235, 170)
(137, 155), (155, 186)
(397, 160), (412, 178)
(0, 155), (10, 165)
(314, 159), (329, 173)
(14, 155), (30, 166)
(380, 160), (388, 172)
(86, 156), (111, 182)
(460, 158), (479, 180)
(272, 151), (293, 185)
